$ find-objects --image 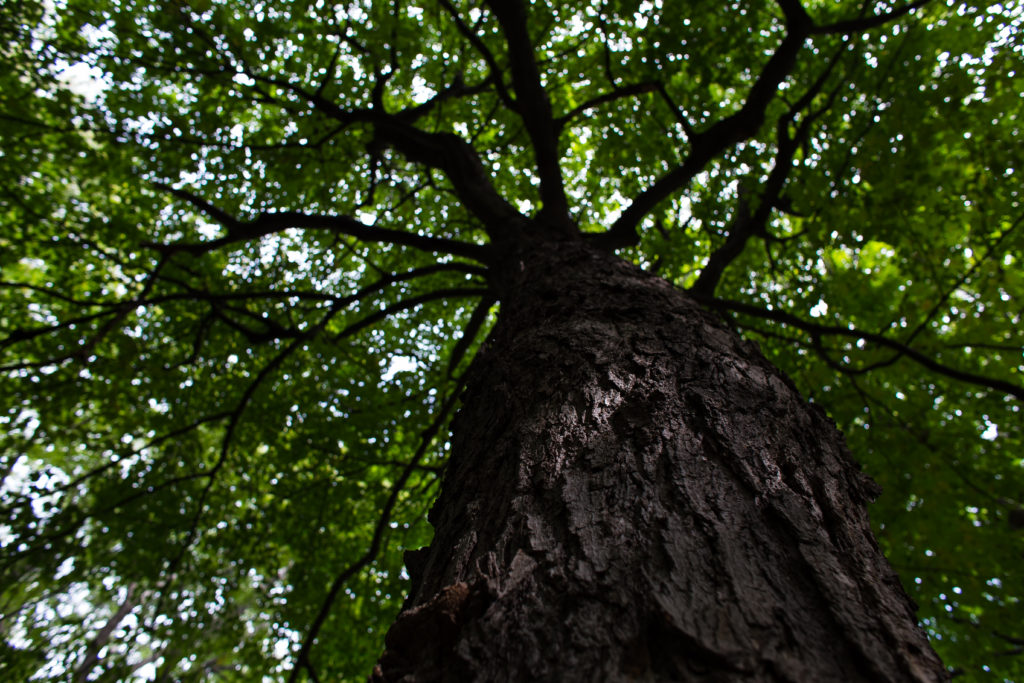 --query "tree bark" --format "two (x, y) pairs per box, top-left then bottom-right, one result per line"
(372, 238), (947, 682)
